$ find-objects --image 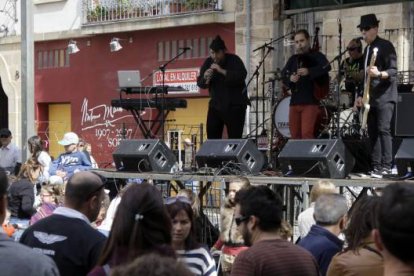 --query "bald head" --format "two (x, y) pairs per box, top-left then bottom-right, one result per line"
(65, 171), (104, 208)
